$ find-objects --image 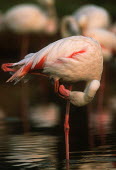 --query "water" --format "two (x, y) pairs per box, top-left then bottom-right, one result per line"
(0, 130), (116, 170)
